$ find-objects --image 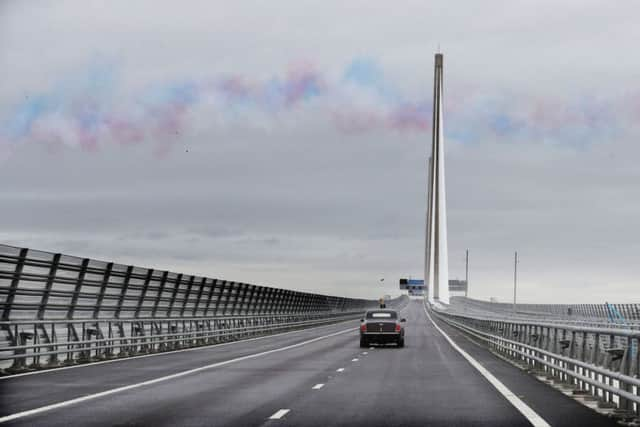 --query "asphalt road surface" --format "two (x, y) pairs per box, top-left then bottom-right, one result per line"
(0, 301), (617, 426)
